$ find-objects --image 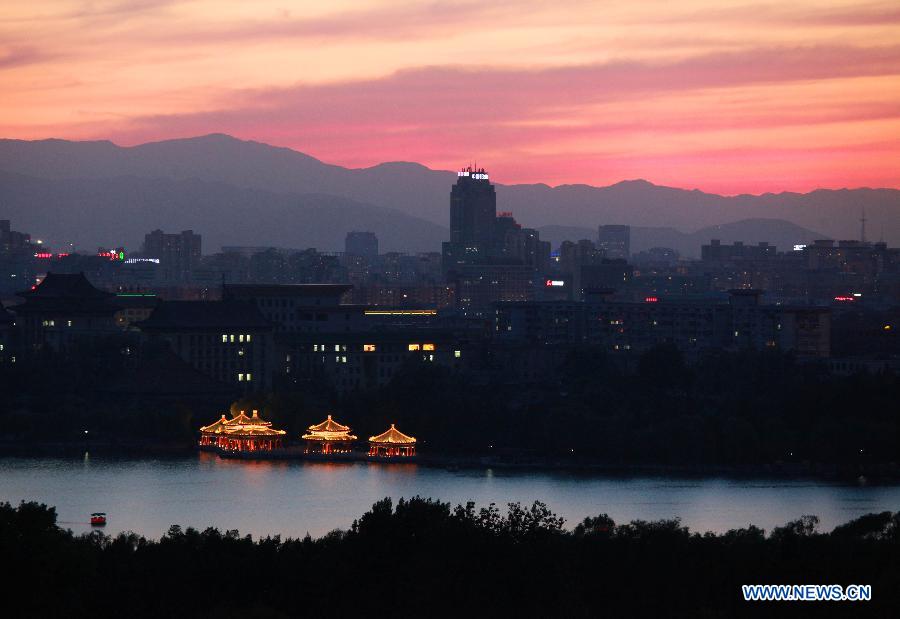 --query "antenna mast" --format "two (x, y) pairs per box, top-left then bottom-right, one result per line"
(860, 207), (867, 244)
